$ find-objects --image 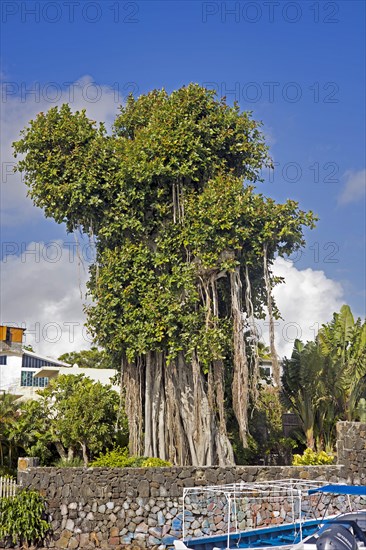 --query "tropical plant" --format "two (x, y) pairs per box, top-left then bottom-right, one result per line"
(14, 84), (316, 465)
(281, 340), (322, 450)
(318, 305), (366, 420)
(8, 398), (56, 466)
(282, 306), (366, 453)
(0, 489), (50, 547)
(292, 448), (334, 465)
(0, 393), (20, 469)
